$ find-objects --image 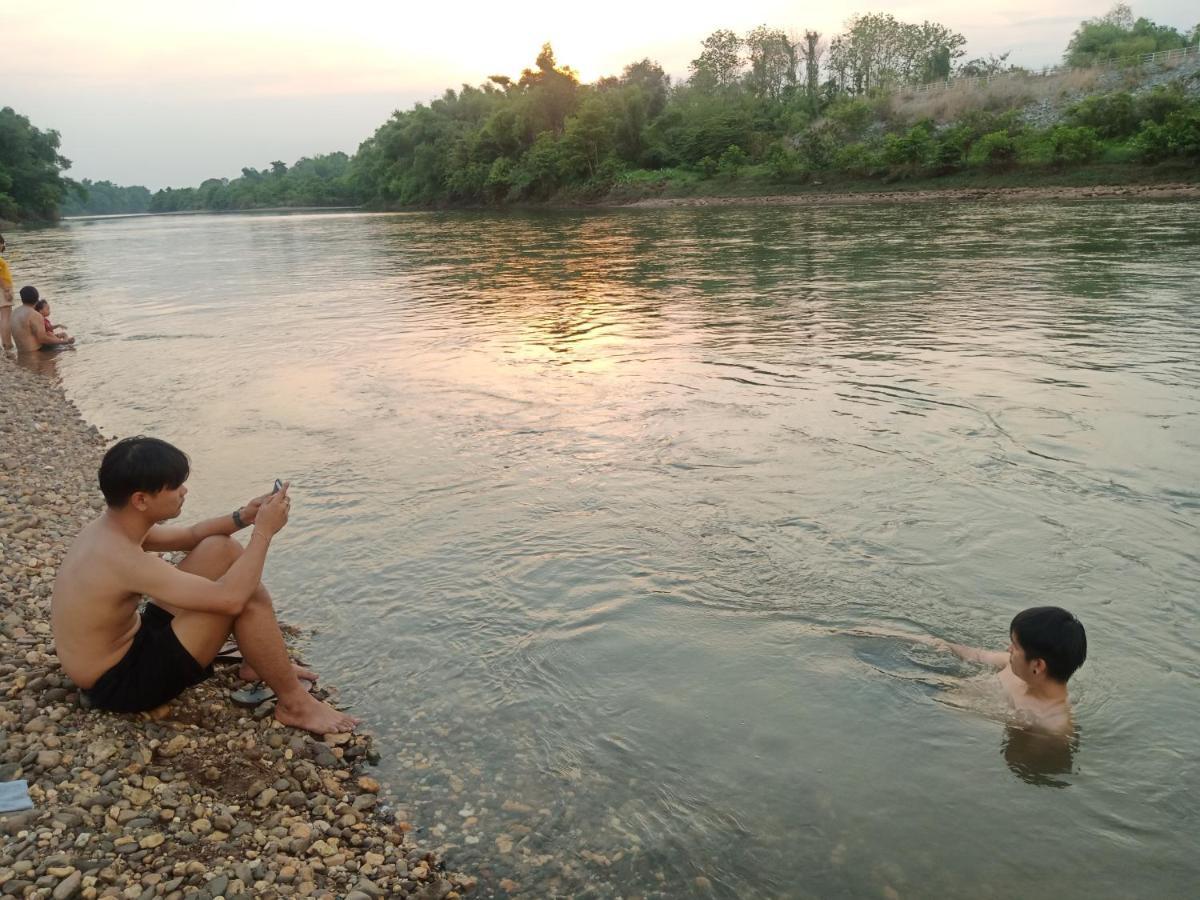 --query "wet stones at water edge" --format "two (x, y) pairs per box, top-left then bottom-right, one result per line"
(0, 363), (477, 898)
